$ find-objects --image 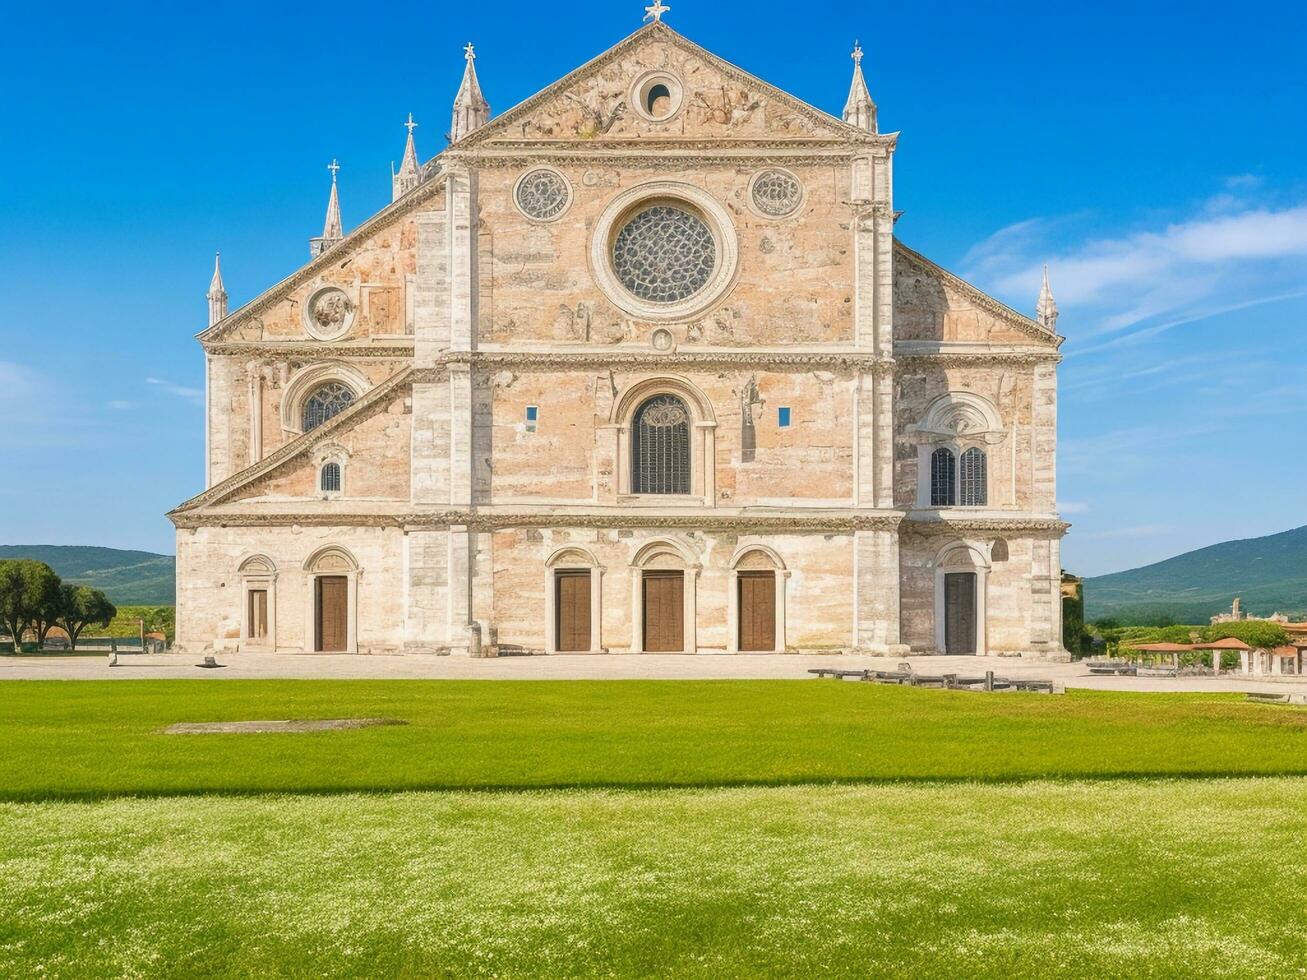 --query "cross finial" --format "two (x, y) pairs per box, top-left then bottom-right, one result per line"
(327, 158), (340, 181)
(464, 42), (475, 61)
(852, 41), (863, 67)
(644, 1), (670, 22)
(404, 113), (418, 135)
